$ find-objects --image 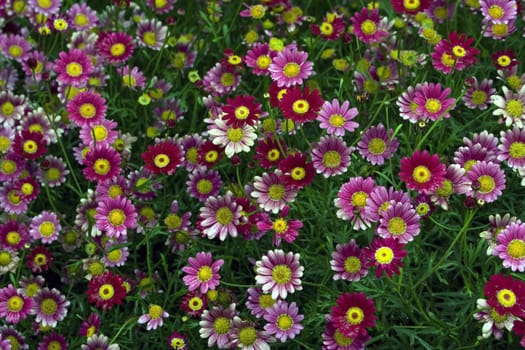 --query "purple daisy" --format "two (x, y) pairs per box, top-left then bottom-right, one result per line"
(245, 42), (276, 76)
(465, 161), (506, 203)
(376, 202), (420, 244)
(137, 19), (168, 50)
(480, 0), (518, 23)
(322, 314), (370, 350)
(316, 99), (359, 137)
(36, 155), (69, 187)
(117, 66), (146, 90)
(29, 211), (61, 244)
(0, 182), (29, 215)
(330, 239), (368, 282)
(397, 84), (423, 124)
(0, 284), (33, 324)
(38, 332), (67, 350)
(454, 144), (494, 172)
(94, 196), (137, 239)
(493, 222), (525, 272)
(268, 45), (314, 88)
(463, 77), (496, 110)
(334, 176), (376, 230)
(498, 127), (525, 168)
(357, 123), (399, 165)
(0, 152), (26, 182)
(263, 300), (304, 342)
(245, 287), (278, 319)
(431, 164), (470, 210)
(97, 32), (135, 64)
(53, 48), (94, 87)
(32, 287), (69, 327)
(251, 170), (298, 214)
(67, 3), (98, 31)
(1, 34), (32, 63)
(199, 303), (237, 348)
(366, 237), (407, 278)
(256, 205), (303, 246)
(198, 192), (242, 241)
(255, 249), (304, 300)
(138, 304), (169, 330)
(414, 82), (456, 121)
(103, 241), (129, 267)
(81, 334), (119, 350)
(79, 119), (118, 147)
(311, 135), (352, 177)
(229, 316), (274, 349)
(350, 7), (388, 44)
(202, 62), (241, 97)
(187, 168), (223, 202)
(182, 251), (224, 294)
